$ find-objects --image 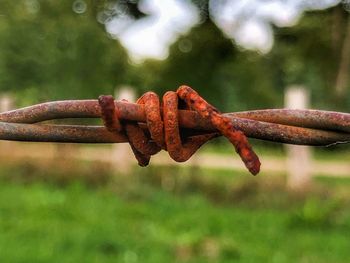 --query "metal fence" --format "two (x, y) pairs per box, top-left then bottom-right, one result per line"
(0, 86), (349, 189)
